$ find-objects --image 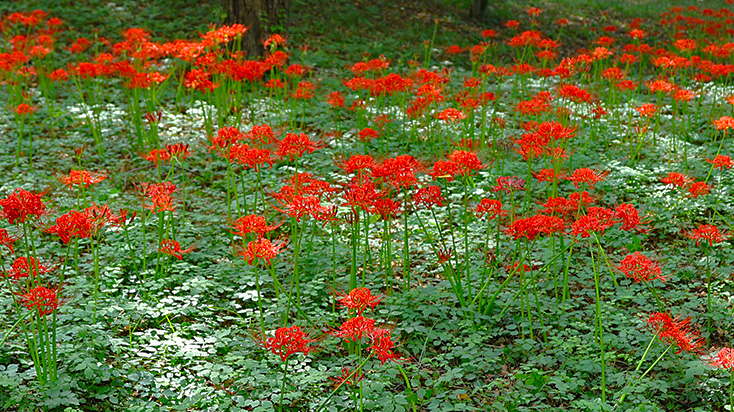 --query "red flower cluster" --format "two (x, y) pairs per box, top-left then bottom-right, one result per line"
(647, 312), (704, 354)
(336, 287), (382, 314)
(59, 170), (107, 189)
(236, 237), (286, 265)
(617, 252), (666, 283)
(683, 224), (730, 246)
(18, 286), (58, 316)
(140, 182), (177, 212)
(708, 347), (734, 370)
(0, 188), (47, 224)
(159, 239), (195, 260)
(506, 214), (565, 240)
(265, 325), (316, 362)
(476, 199), (504, 219)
